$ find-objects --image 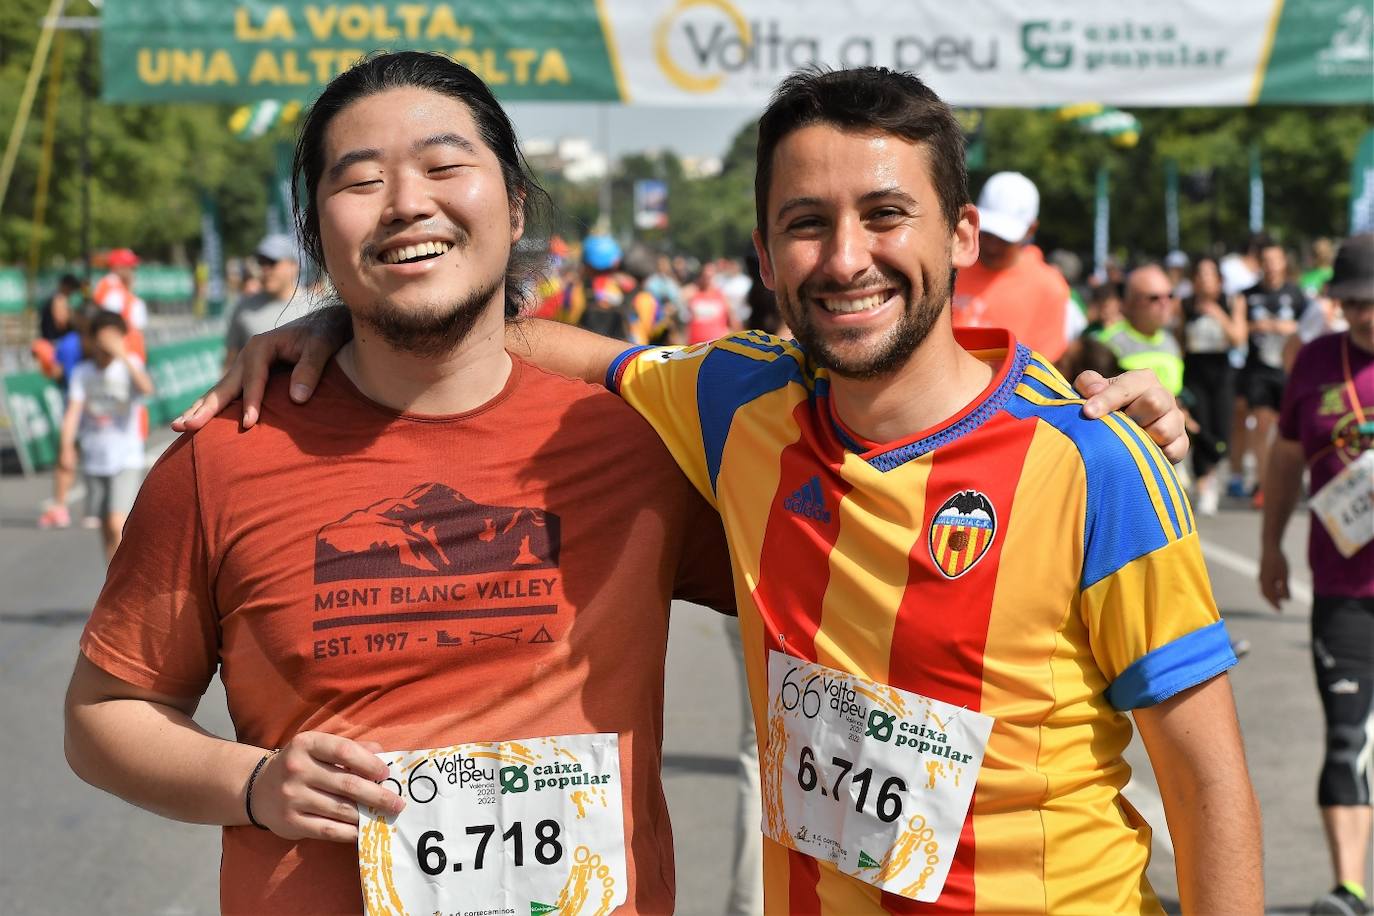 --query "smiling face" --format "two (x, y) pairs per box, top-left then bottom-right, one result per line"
(317, 86), (522, 355)
(754, 125), (977, 380)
